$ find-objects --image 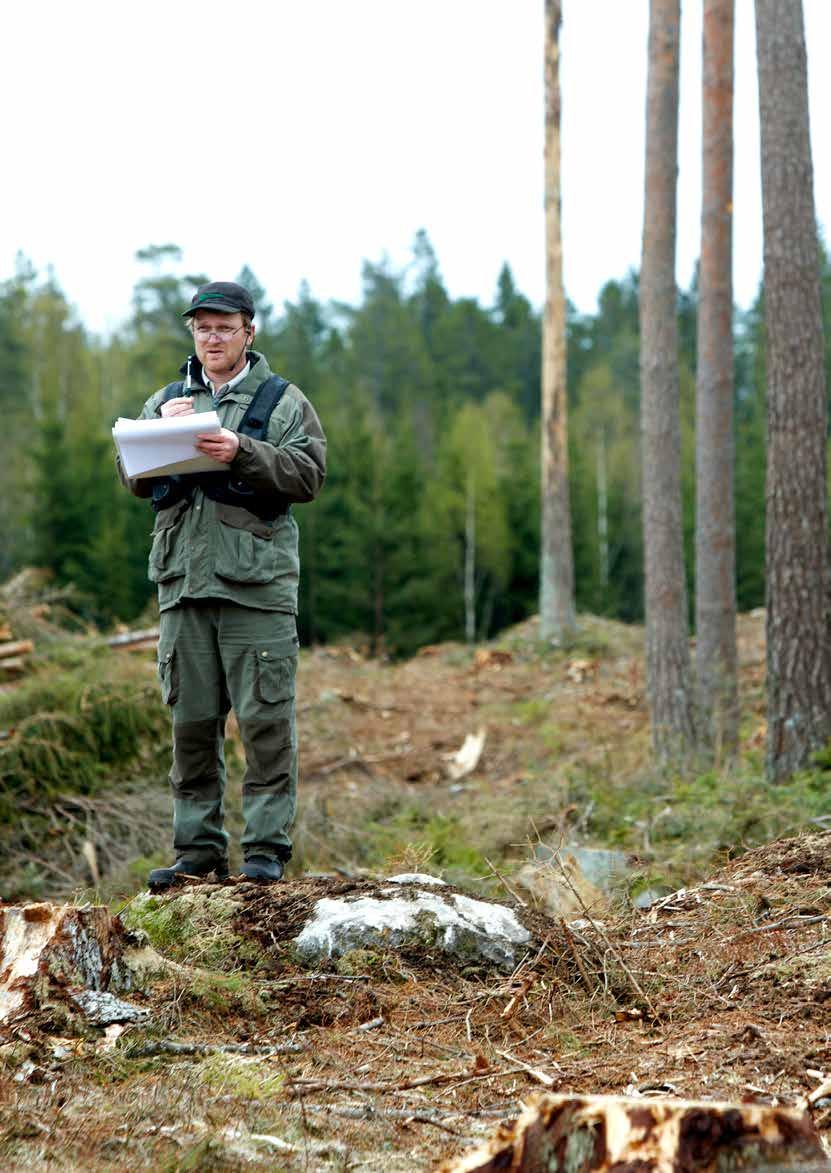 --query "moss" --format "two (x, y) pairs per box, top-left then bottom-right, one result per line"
(197, 1053), (284, 1099)
(335, 948), (382, 976)
(160, 1136), (227, 1172)
(122, 891), (248, 969)
(183, 971), (266, 1016)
